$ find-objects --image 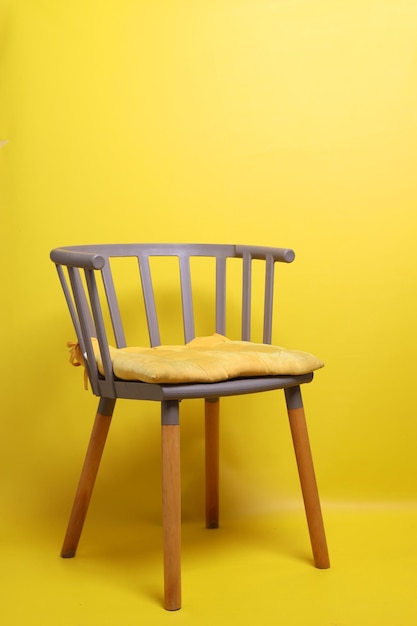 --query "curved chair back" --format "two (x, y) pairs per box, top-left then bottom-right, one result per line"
(50, 244), (295, 397)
